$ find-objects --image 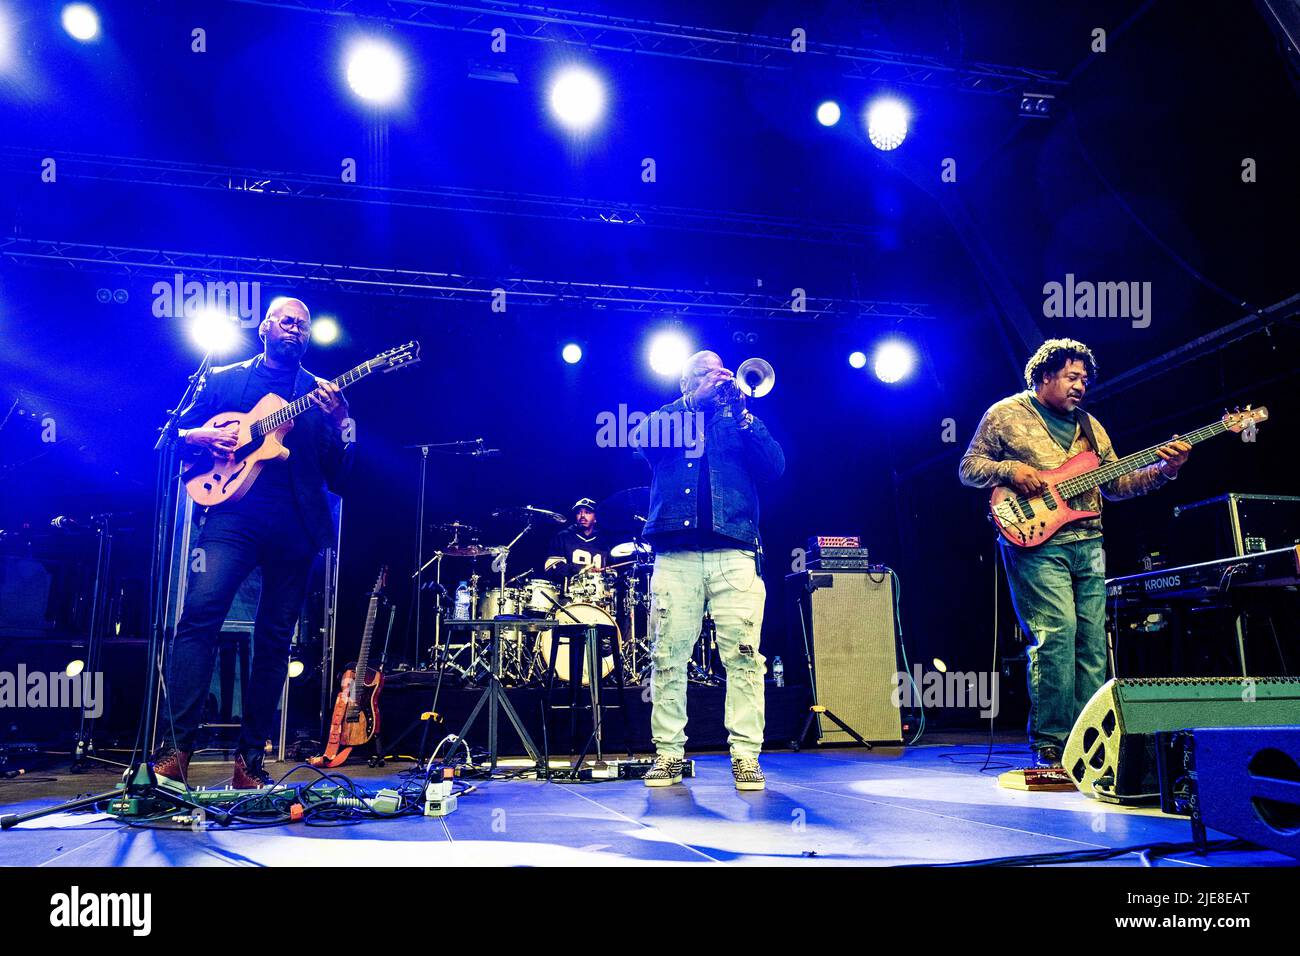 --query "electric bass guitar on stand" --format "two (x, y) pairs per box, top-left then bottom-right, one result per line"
(182, 342), (420, 506)
(312, 568), (388, 769)
(990, 406), (1268, 548)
